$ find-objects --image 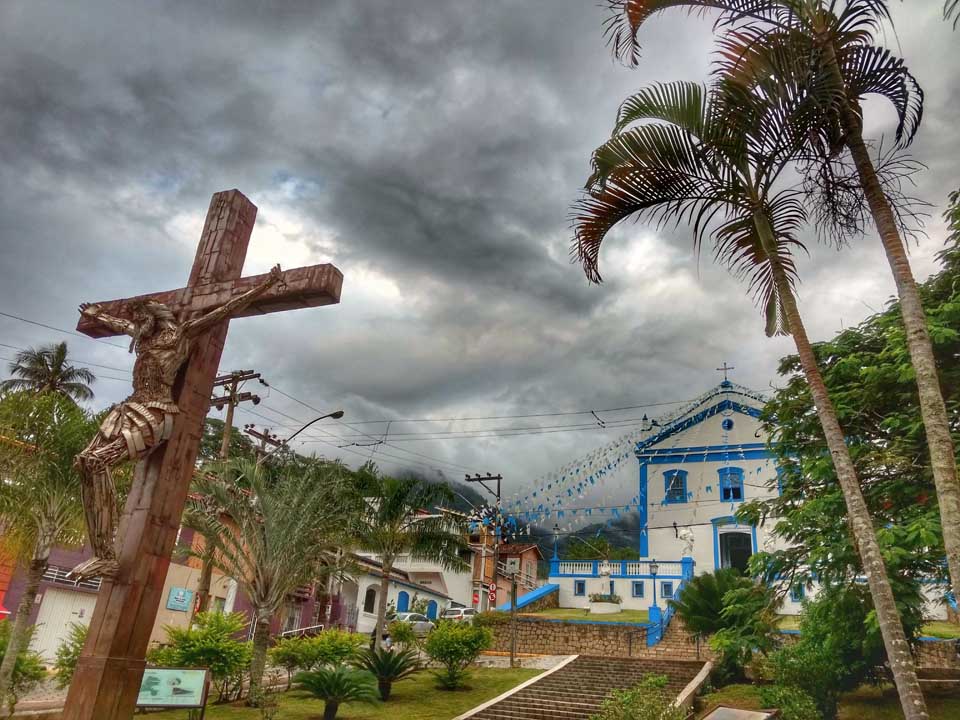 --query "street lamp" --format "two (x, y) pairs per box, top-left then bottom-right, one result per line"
(258, 409), (345, 463)
(649, 558), (659, 607)
(552, 523), (560, 560)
